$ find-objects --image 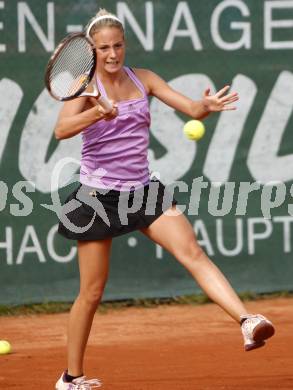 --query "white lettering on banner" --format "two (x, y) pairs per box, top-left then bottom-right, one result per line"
(18, 89), (82, 193)
(3, 70), (291, 190)
(149, 74), (214, 184)
(164, 1), (202, 51)
(247, 218), (273, 255)
(117, 1), (154, 51)
(66, 25), (83, 33)
(265, 1), (293, 49)
(0, 181), (8, 211)
(247, 71), (293, 183)
(0, 79), (23, 163)
(0, 71), (289, 190)
(0, 227), (12, 265)
(216, 218), (243, 256)
(274, 216), (293, 253)
(18, 1), (54, 52)
(10, 181), (35, 216)
(195, 217), (291, 257)
(0, 1), (5, 52)
(16, 225), (46, 264)
(288, 184), (293, 217)
(203, 75), (257, 184)
(156, 244), (163, 259)
(0, 225), (77, 265)
(47, 224), (76, 263)
(211, 0), (251, 50)
(0, 1), (293, 52)
(1, 217), (293, 266)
